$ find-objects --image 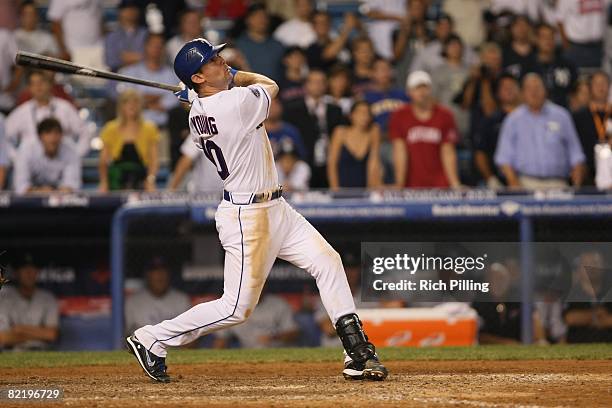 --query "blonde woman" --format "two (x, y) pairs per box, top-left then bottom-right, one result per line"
(98, 89), (160, 192)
